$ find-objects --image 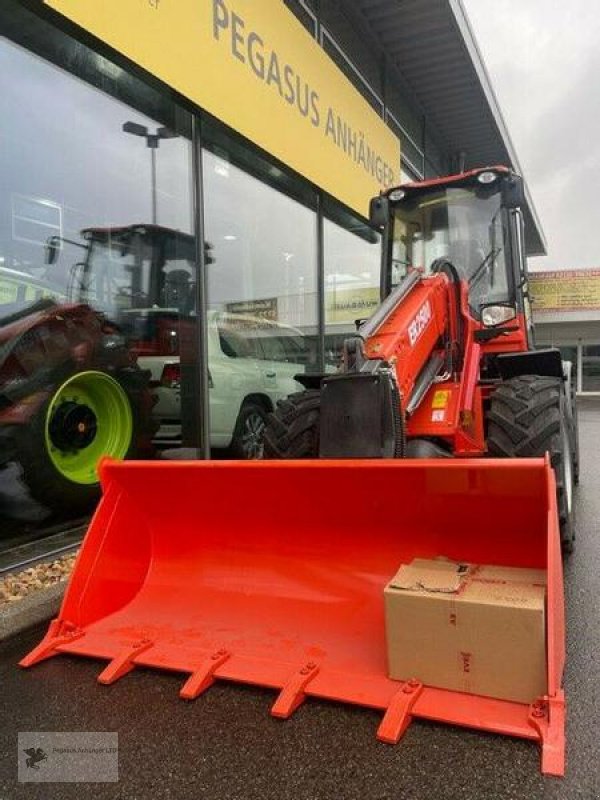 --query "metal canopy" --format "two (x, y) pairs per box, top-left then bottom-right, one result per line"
(348, 0), (546, 256)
